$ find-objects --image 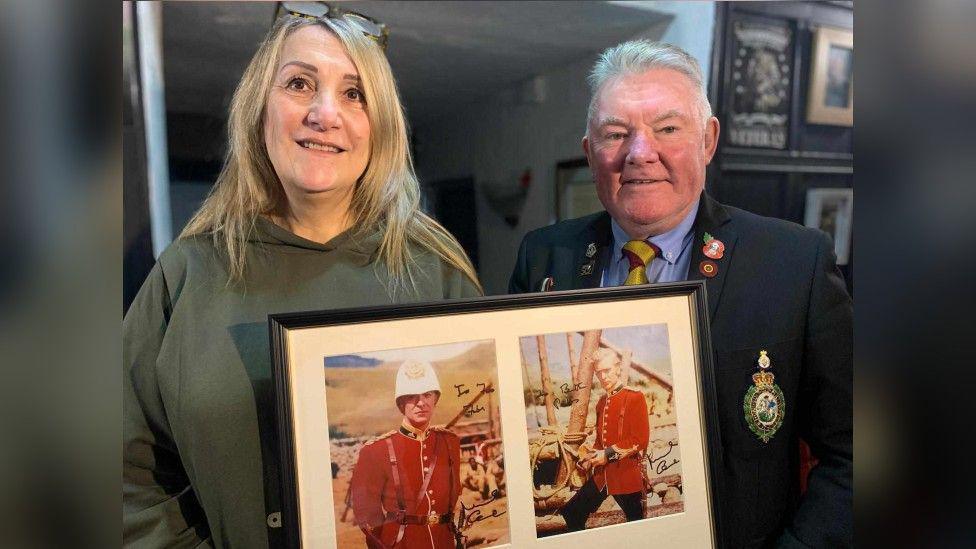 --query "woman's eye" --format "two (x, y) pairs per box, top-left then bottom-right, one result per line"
(285, 77), (312, 92)
(344, 88), (365, 102)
